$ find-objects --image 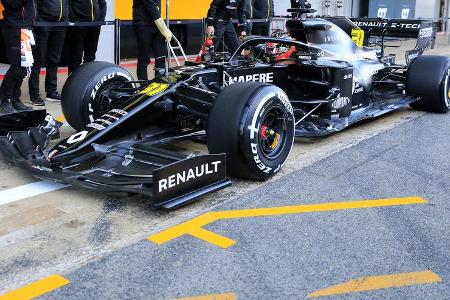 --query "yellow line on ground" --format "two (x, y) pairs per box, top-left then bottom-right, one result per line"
(148, 197), (427, 248)
(55, 115), (66, 123)
(174, 292), (236, 300)
(307, 270), (442, 298)
(0, 274), (70, 300)
(188, 228), (237, 248)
